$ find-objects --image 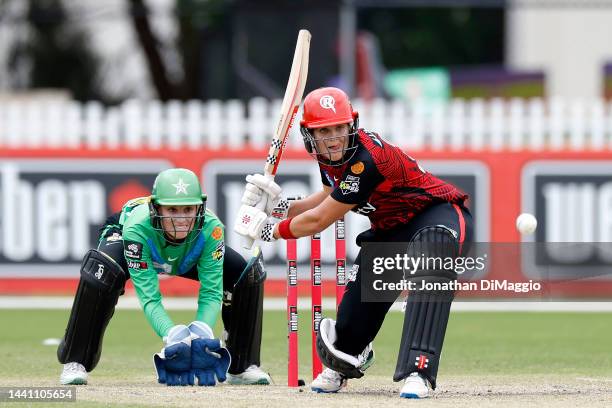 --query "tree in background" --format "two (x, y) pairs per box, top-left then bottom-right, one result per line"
(8, 0), (107, 101)
(128, 0), (231, 101)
